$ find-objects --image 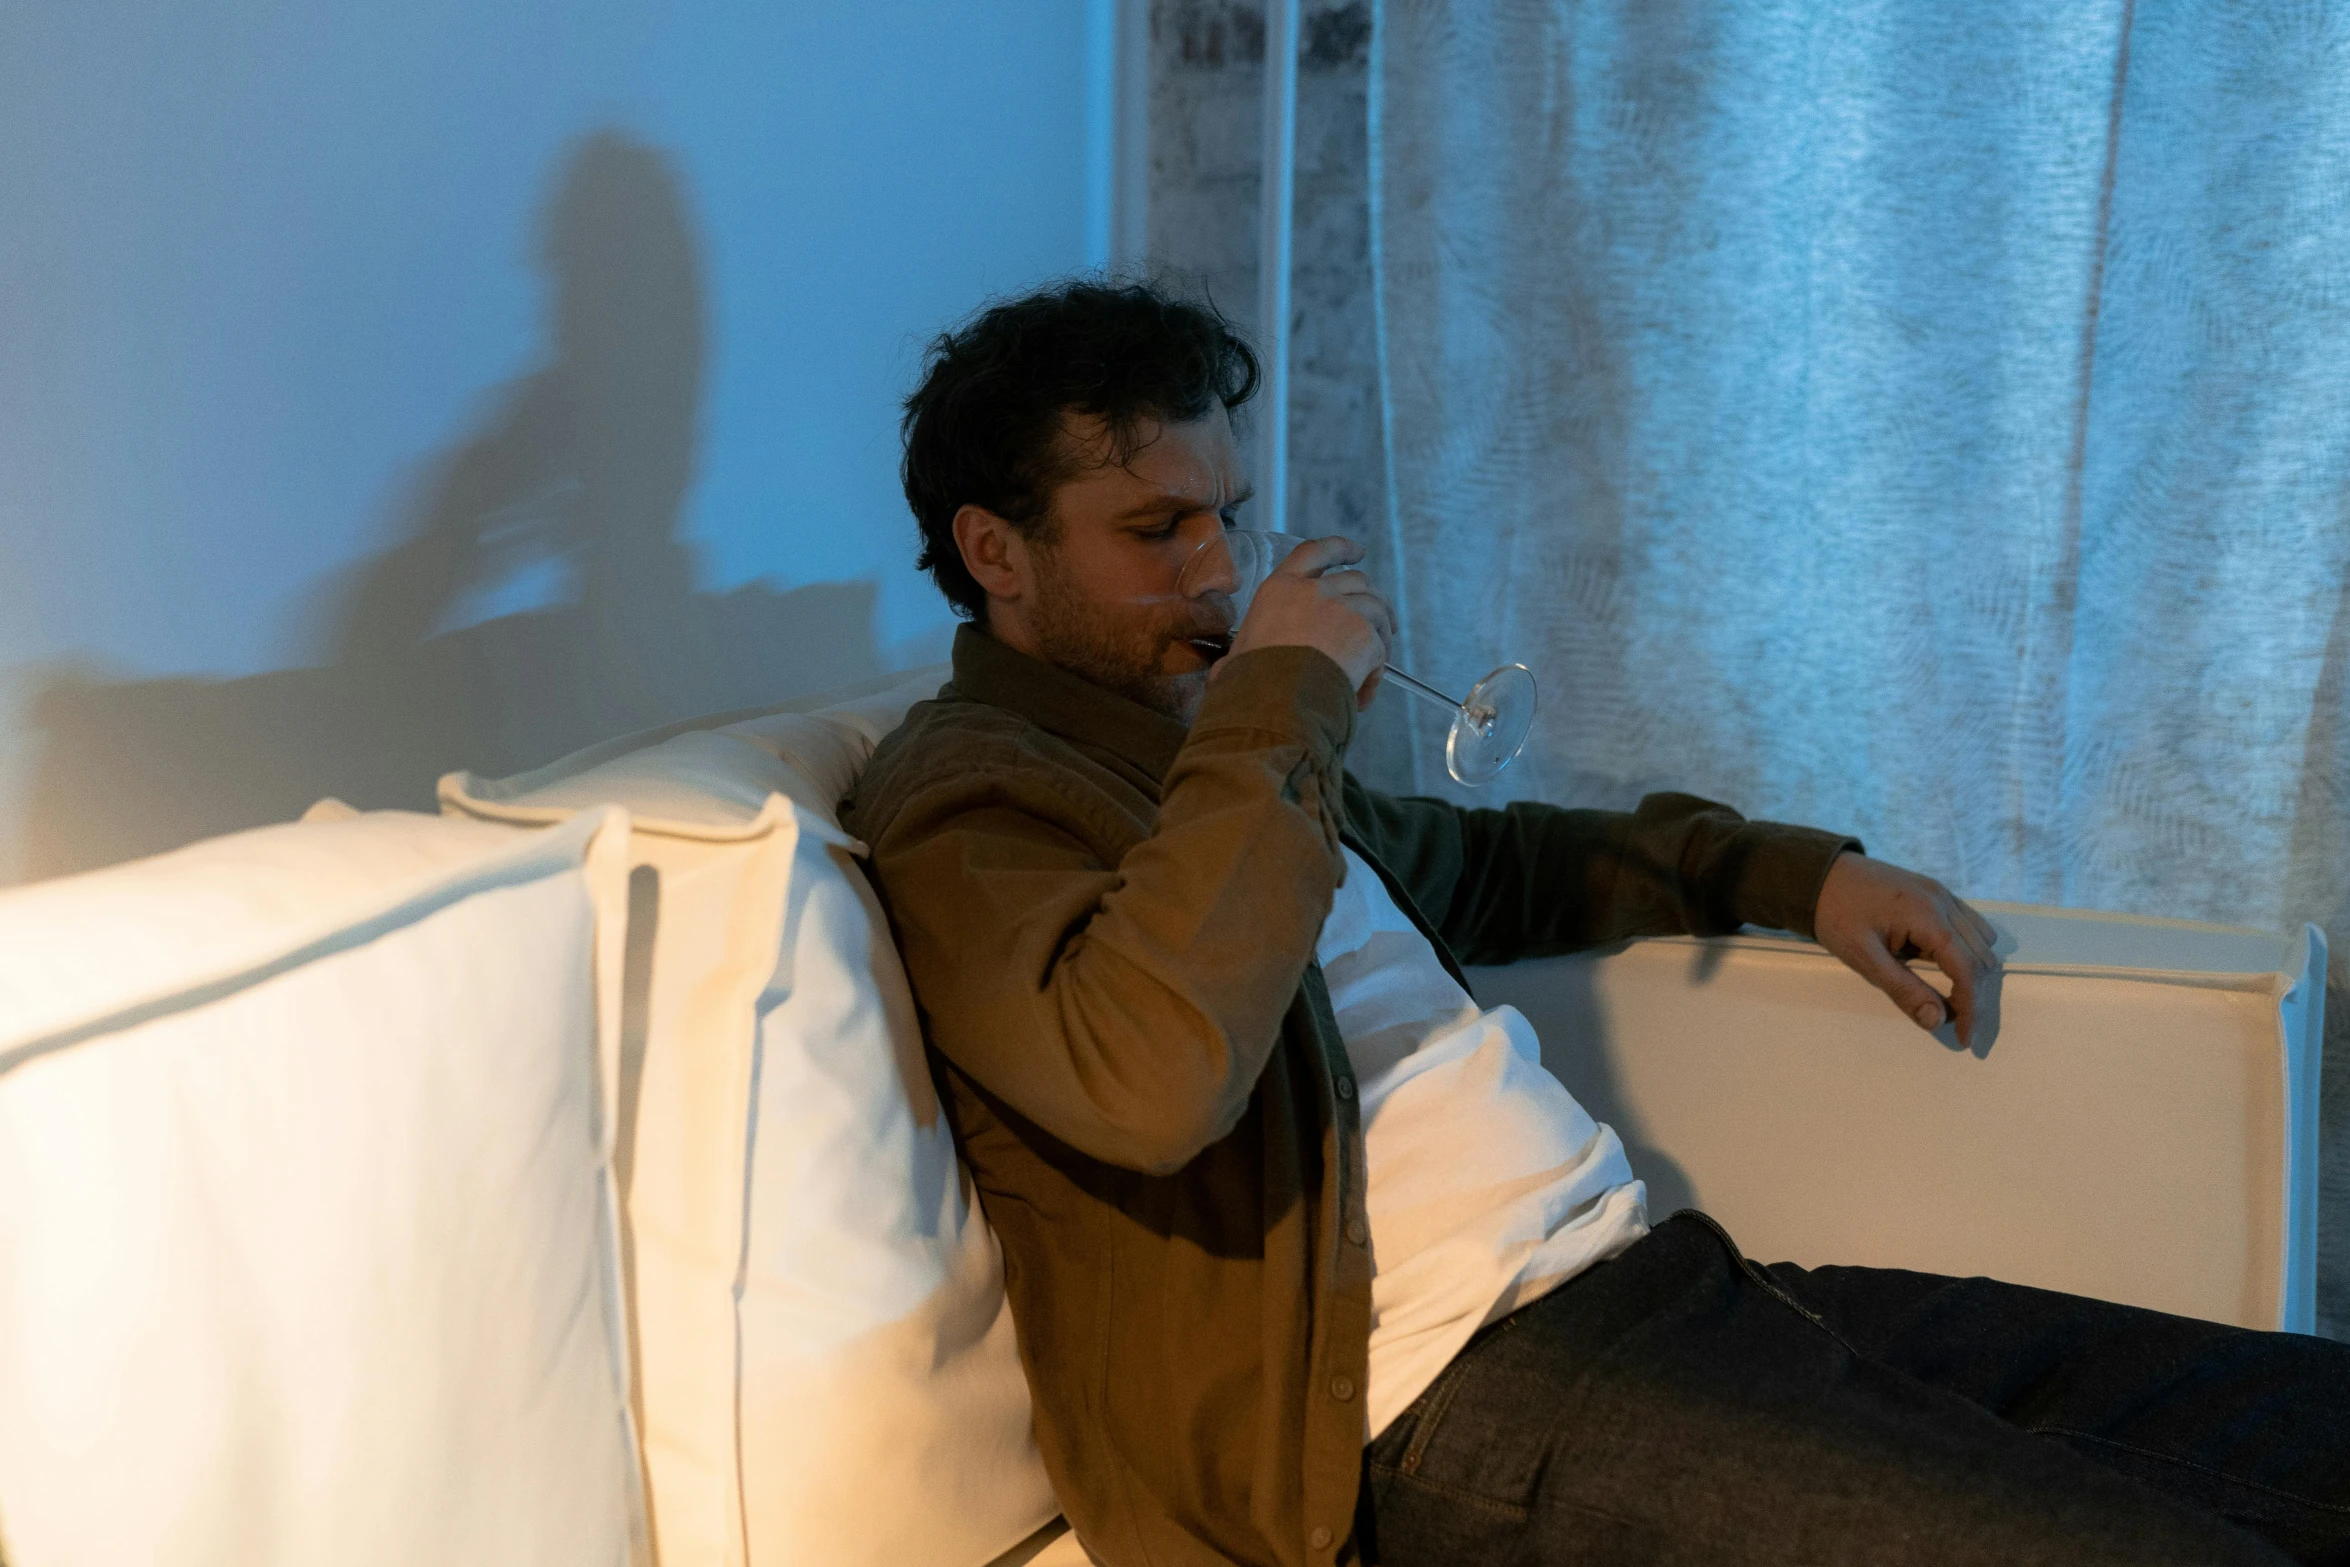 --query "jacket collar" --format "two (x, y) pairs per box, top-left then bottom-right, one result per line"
(946, 623), (1191, 785)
